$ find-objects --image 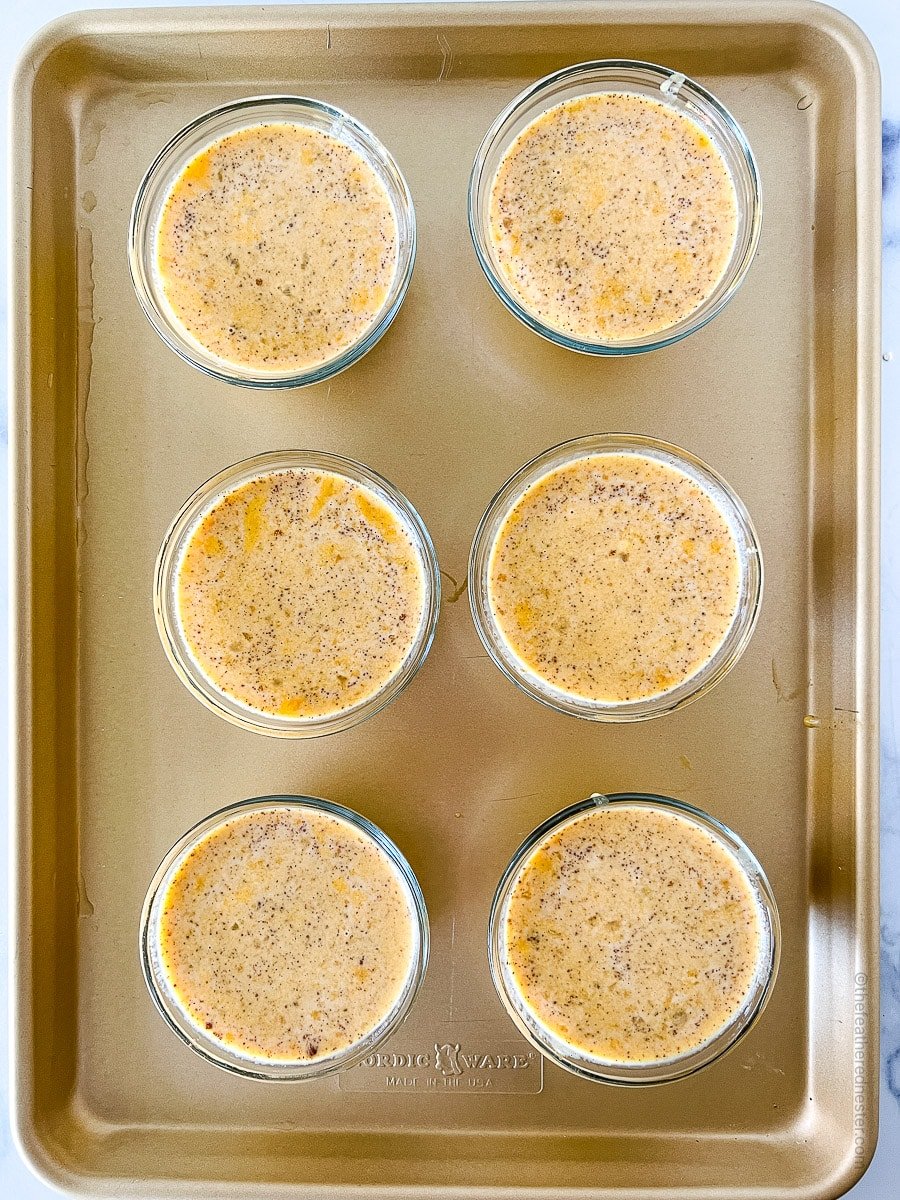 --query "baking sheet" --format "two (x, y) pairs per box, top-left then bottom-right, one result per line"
(10, 3), (880, 1196)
